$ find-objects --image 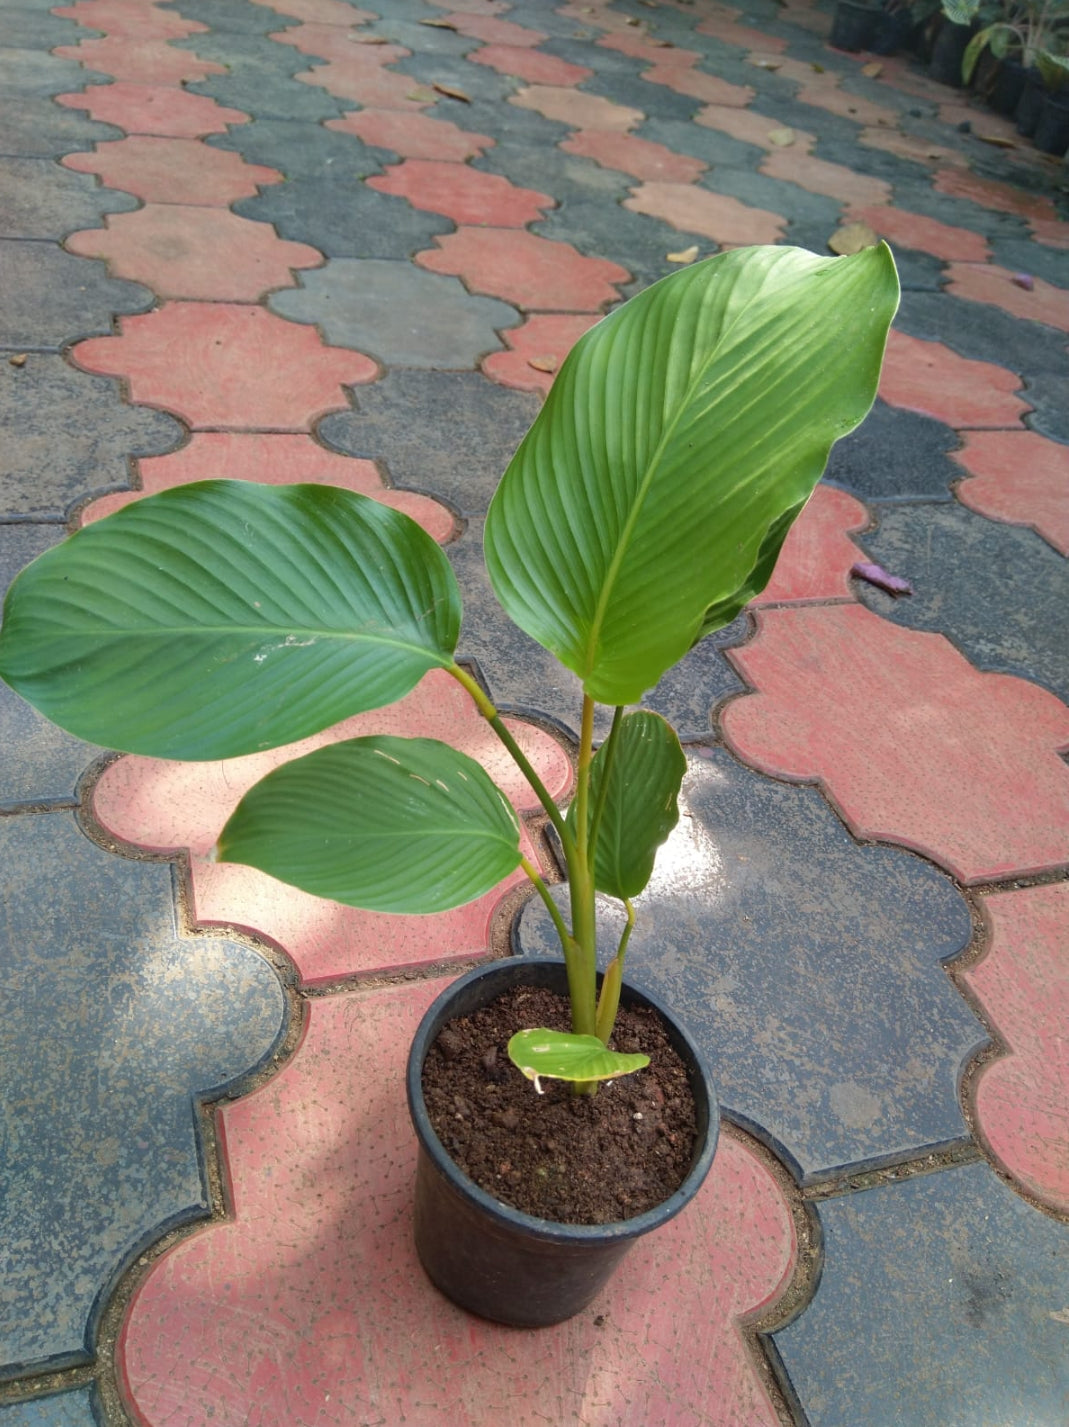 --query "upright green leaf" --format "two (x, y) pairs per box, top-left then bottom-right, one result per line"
(484, 244), (899, 705)
(566, 711), (686, 899)
(218, 736), (522, 913)
(0, 481), (461, 760)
